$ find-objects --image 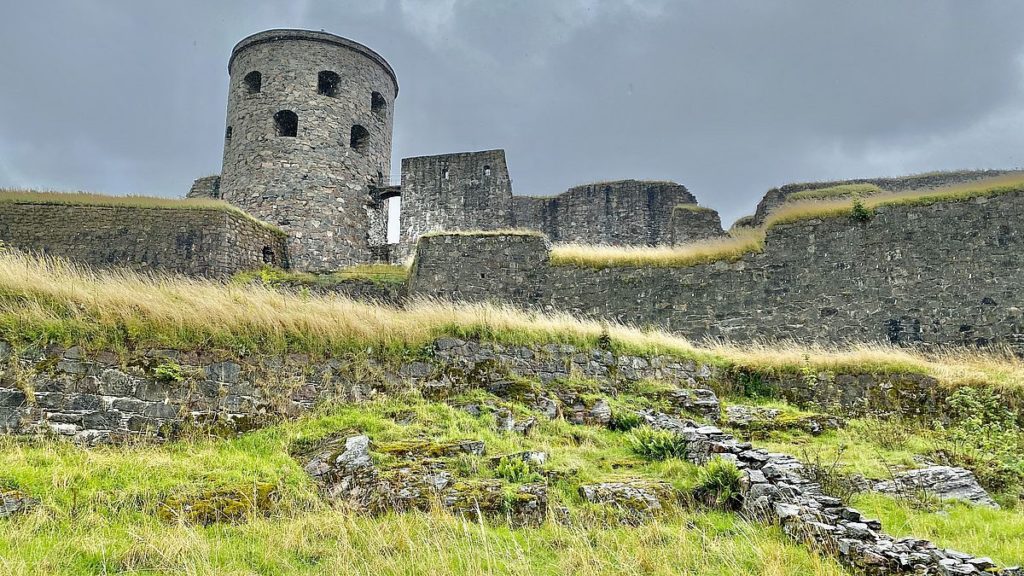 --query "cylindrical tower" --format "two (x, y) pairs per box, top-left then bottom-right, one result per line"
(219, 29), (398, 271)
